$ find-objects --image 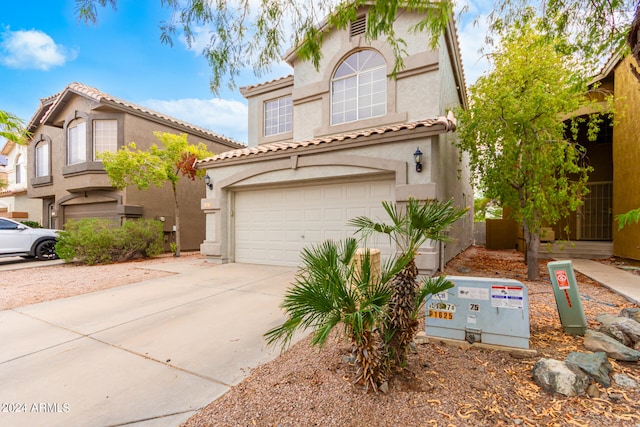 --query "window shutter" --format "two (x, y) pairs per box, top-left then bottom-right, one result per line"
(350, 16), (366, 38)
